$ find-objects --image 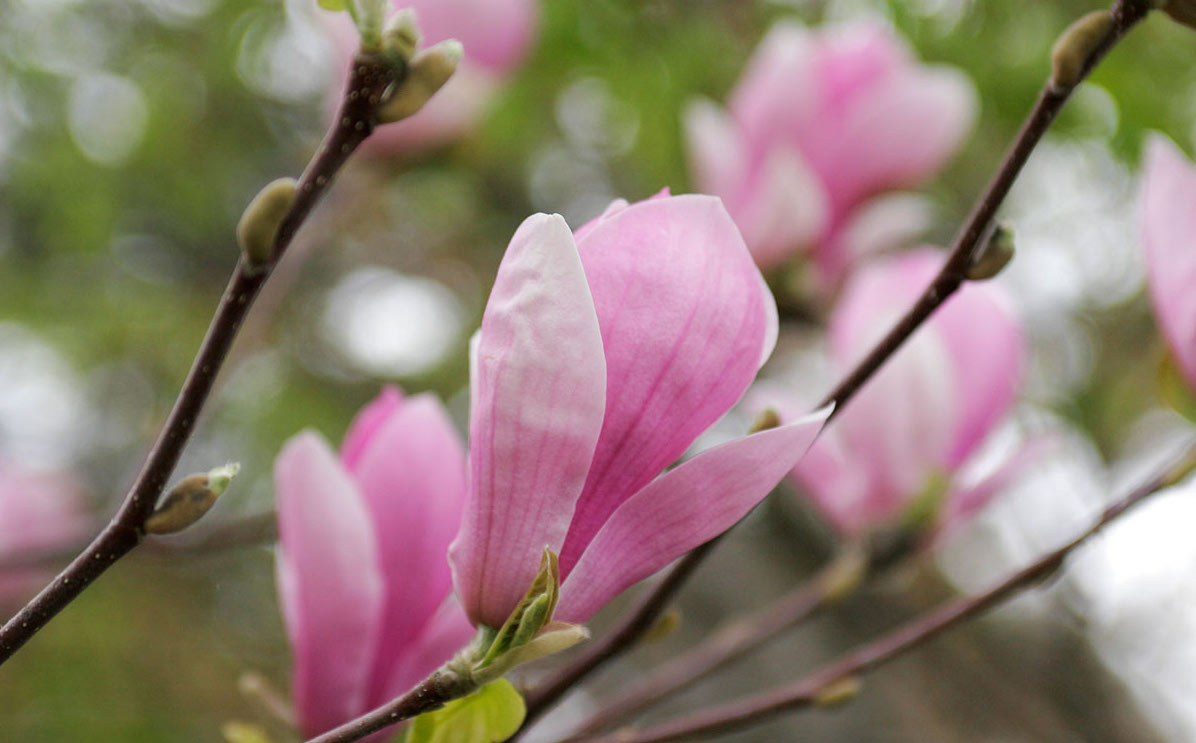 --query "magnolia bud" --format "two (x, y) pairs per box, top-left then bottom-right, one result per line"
(382, 8), (421, 62)
(376, 40), (463, 124)
(236, 178), (296, 270)
(145, 463), (240, 535)
(967, 222), (1015, 281)
(1050, 11), (1113, 91)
